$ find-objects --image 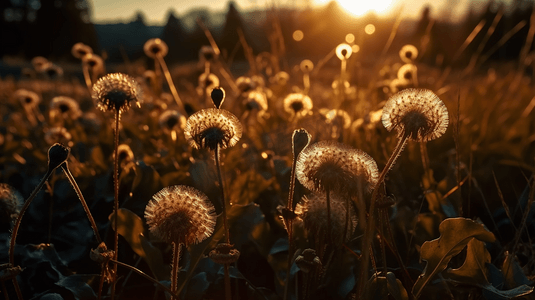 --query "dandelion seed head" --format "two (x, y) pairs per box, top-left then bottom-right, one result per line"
(159, 110), (187, 132)
(382, 88), (449, 142)
(184, 108), (242, 151)
(296, 141), (378, 194)
(145, 185), (216, 246)
(14, 89), (40, 108)
(50, 96), (82, 119)
(92, 73), (142, 114)
(71, 42), (93, 60)
(0, 184), (22, 224)
(399, 44), (418, 63)
(144, 38), (168, 59)
(283, 93), (313, 118)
